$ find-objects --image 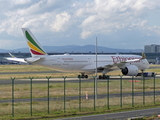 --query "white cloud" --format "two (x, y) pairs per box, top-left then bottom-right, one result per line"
(76, 0), (160, 39)
(149, 26), (160, 35)
(0, 0), (160, 49)
(81, 31), (92, 39)
(11, 0), (31, 5)
(51, 12), (71, 32)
